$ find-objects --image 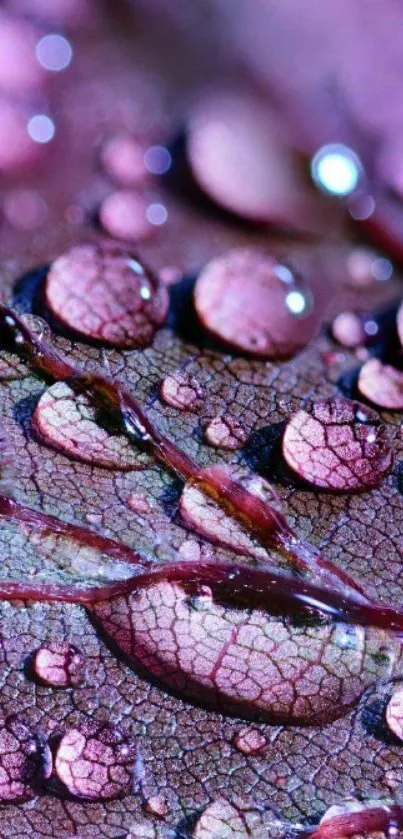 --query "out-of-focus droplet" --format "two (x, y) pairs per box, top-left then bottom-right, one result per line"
(0, 13), (45, 94)
(146, 202), (168, 226)
(100, 134), (148, 187)
(99, 190), (155, 241)
(144, 144), (172, 175)
(194, 248), (322, 359)
(282, 398), (393, 491)
(331, 311), (365, 348)
(4, 189), (47, 231)
(358, 359), (403, 410)
(187, 88), (328, 232)
(345, 247), (393, 289)
(31, 641), (86, 688)
(35, 33), (73, 72)
(0, 99), (42, 171)
(27, 114), (55, 144)
(160, 370), (204, 412)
